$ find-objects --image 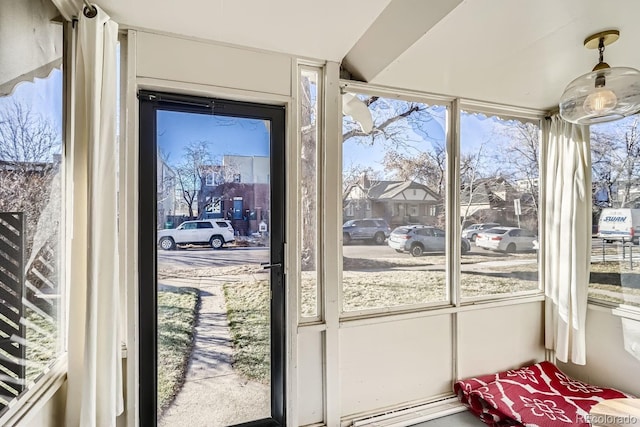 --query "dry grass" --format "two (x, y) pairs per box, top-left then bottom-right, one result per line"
(300, 256), (540, 313)
(157, 286), (199, 414)
(223, 278), (270, 383)
(161, 248), (640, 398)
(588, 261), (640, 307)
